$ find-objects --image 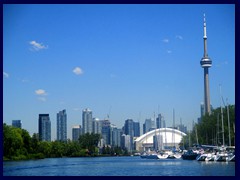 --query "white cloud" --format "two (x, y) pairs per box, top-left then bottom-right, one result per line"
(29, 40), (48, 51)
(162, 39), (169, 43)
(35, 89), (47, 95)
(176, 35), (183, 40)
(73, 67), (83, 75)
(3, 72), (9, 78)
(167, 50), (172, 54)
